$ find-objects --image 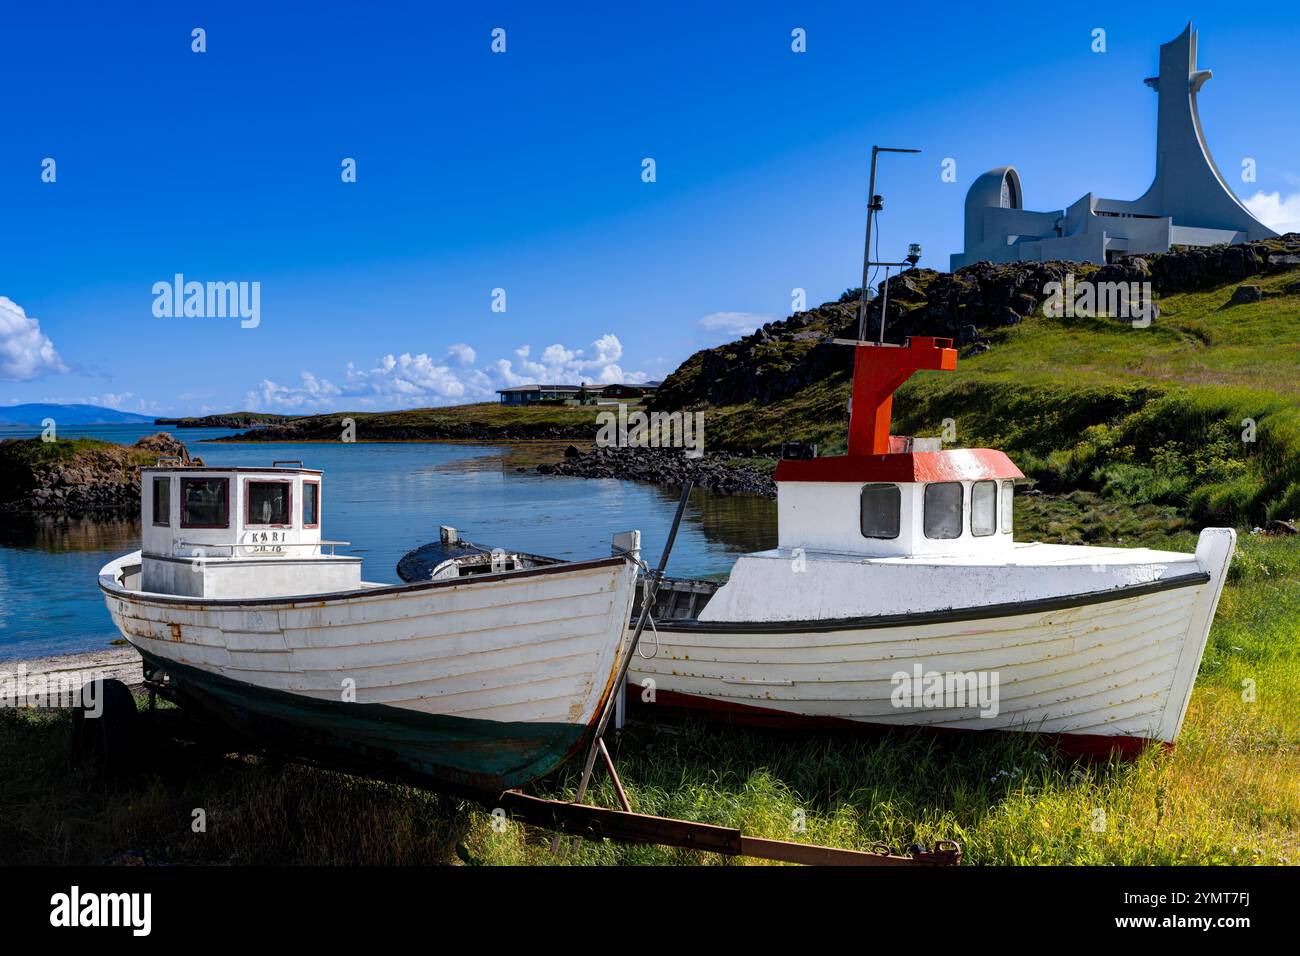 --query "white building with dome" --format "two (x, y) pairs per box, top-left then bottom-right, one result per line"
(951, 25), (1276, 269)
